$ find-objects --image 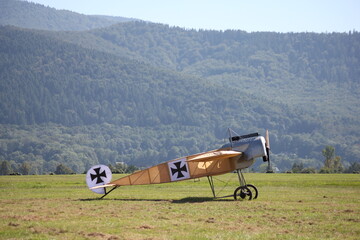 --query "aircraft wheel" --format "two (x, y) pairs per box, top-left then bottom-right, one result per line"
(234, 186), (252, 200)
(246, 184), (258, 199)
